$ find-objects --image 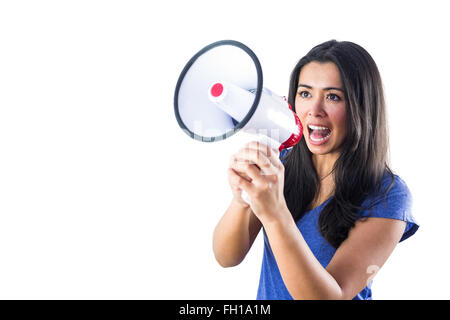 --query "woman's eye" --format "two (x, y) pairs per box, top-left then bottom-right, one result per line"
(298, 91), (311, 98)
(327, 93), (341, 101)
